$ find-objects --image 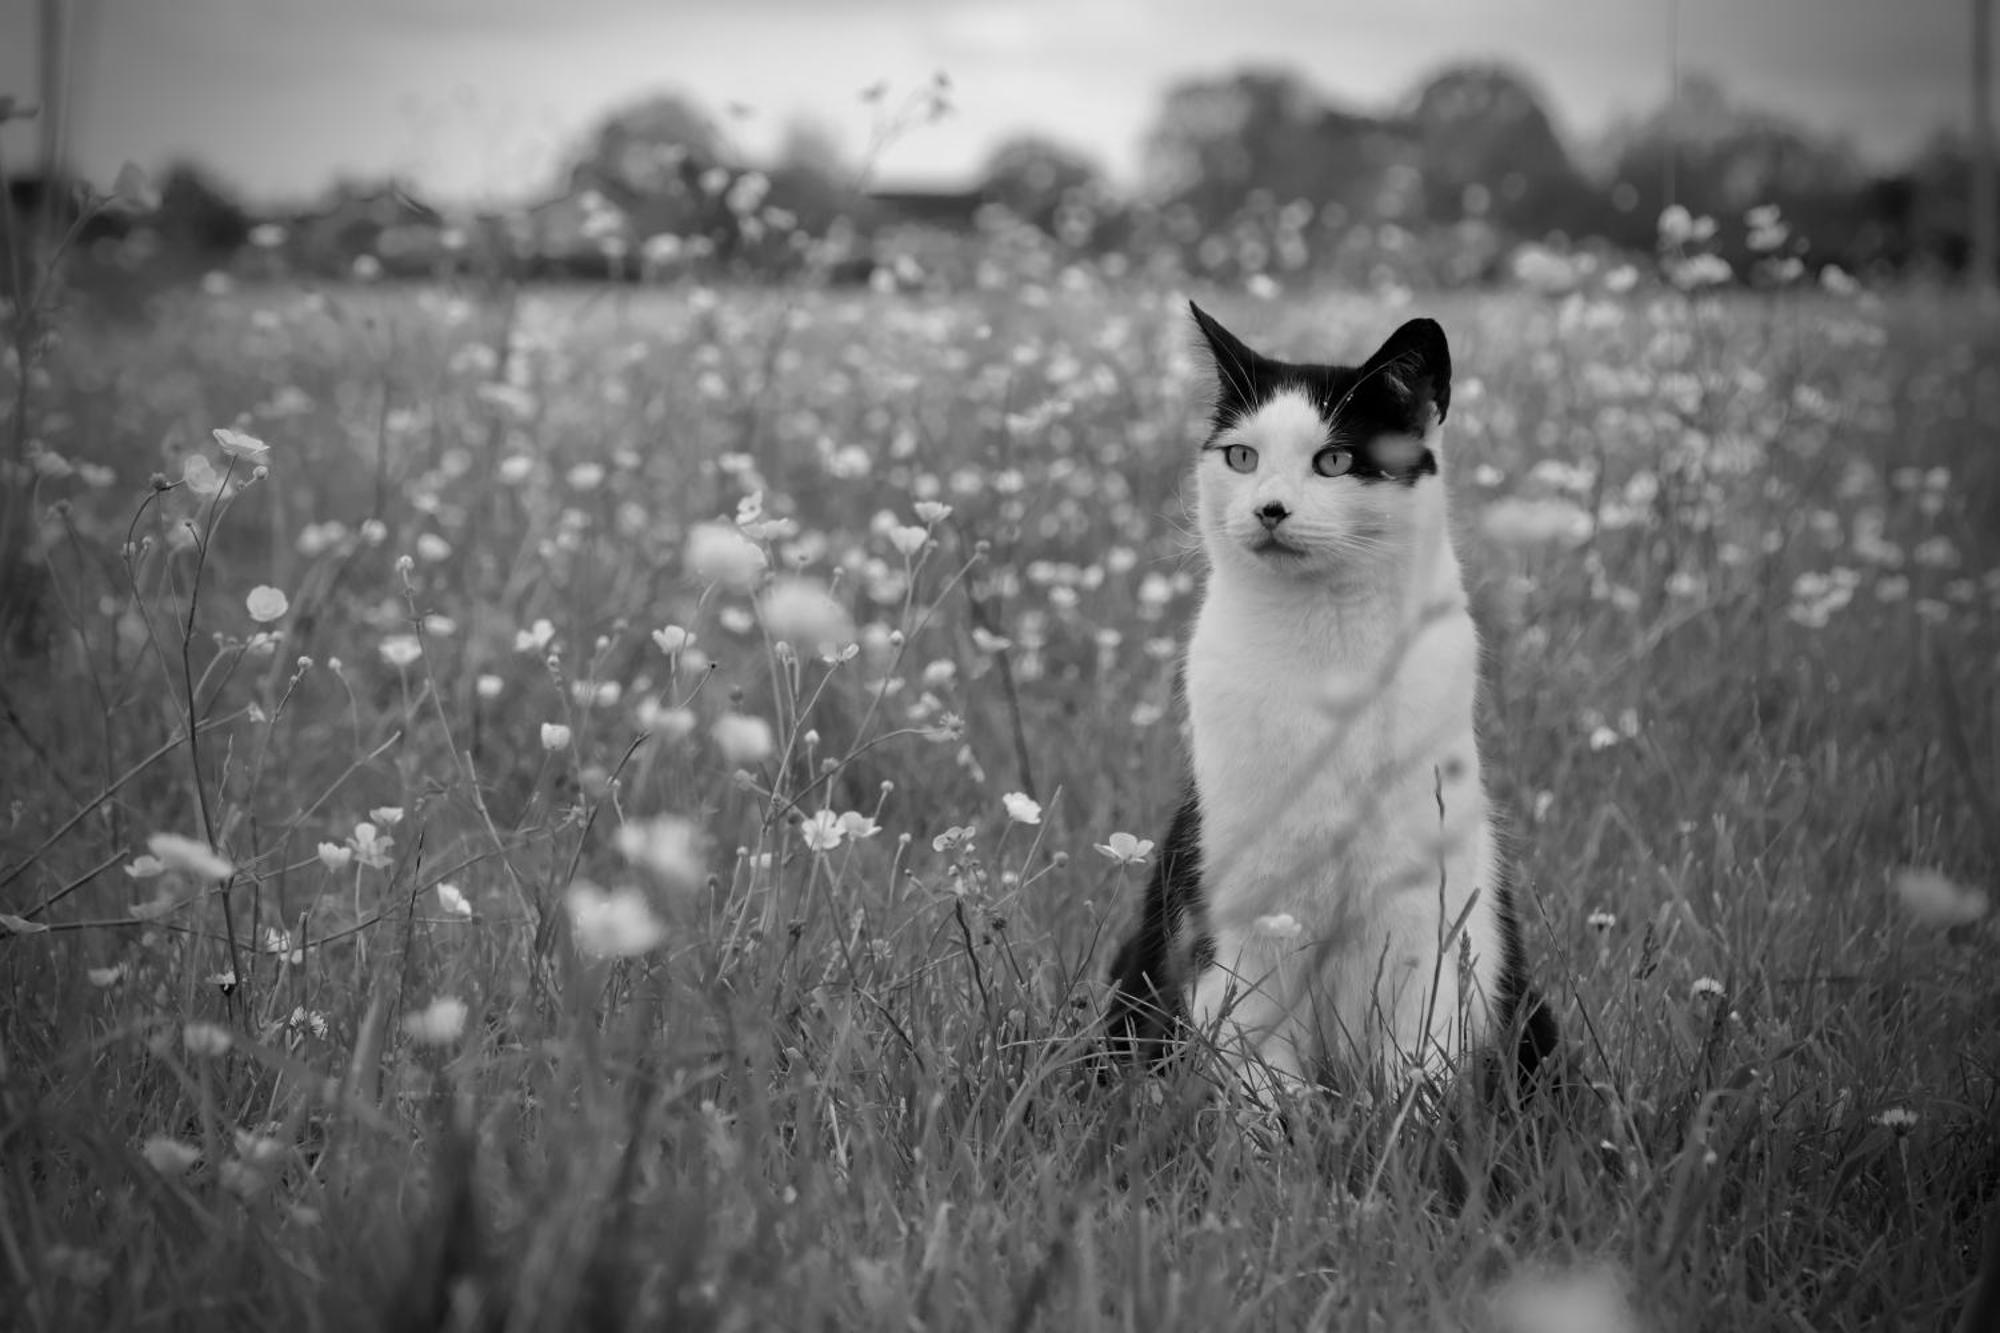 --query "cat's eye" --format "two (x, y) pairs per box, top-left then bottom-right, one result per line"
(1311, 447), (1353, 478)
(1221, 444), (1258, 473)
